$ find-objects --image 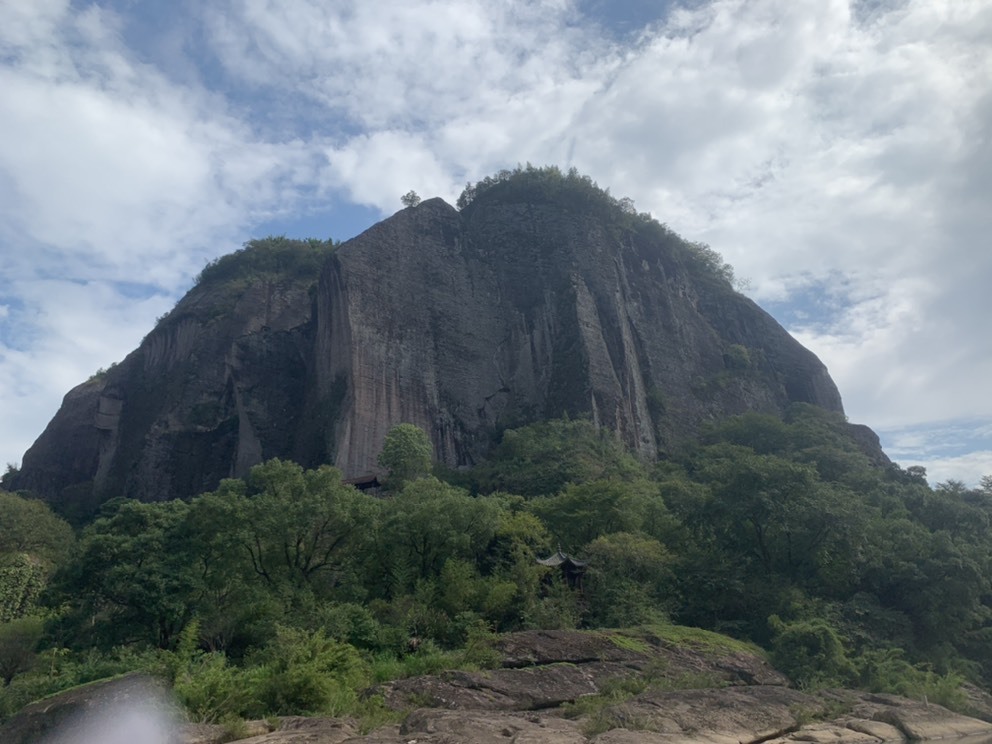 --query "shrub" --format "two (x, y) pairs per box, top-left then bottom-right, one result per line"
(0, 616), (43, 684)
(173, 653), (263, 722)
(854, 648), (967, 711)
(251, 626), (368, 716)
(524, 577), (582, 630)
(316, 603), (382, 651)
(769, 615), (855, 689)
